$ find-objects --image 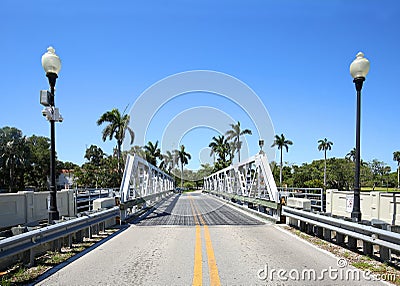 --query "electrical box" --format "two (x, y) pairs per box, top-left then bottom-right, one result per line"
(40, 90), (51, 106)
